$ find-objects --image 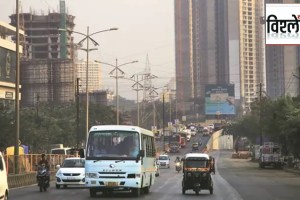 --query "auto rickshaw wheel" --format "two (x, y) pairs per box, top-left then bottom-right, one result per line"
(210, 187), (213, 194)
